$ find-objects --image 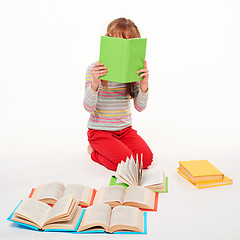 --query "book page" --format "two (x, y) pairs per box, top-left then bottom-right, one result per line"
(45, 194), (76, 224)
(141, 168), (164, 187)
(13, 198), (51, 228)
(109, 205), (144, 233)
(43, 206), (82, 230)
(78, 204), (111, 231)
(128, 157), (138, 185)
(32, 182), (65, 203)
(61, 184), (93, 205)
(93, 185), (125, 205)
(123, 185), (155, 210)
(116, 161), (133, 185)
(124, 157), (136, 184)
